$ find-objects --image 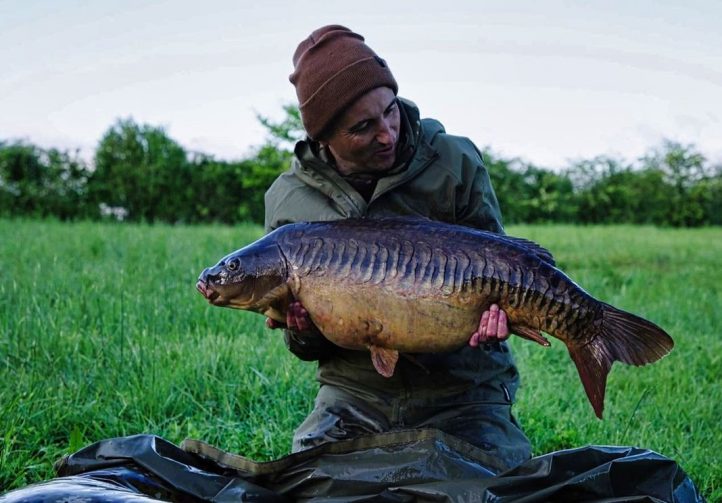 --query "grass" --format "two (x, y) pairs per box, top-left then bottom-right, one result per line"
(0, 219), (720, 499)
